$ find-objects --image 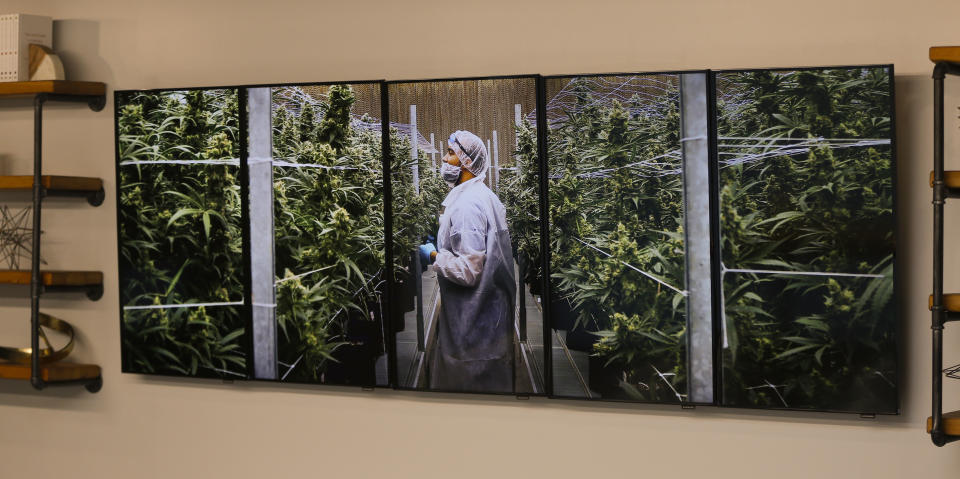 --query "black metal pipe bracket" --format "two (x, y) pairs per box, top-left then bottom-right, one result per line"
(26, 89), (107, 391)
(929, 59), (960, 445)
(30, 94), (46, 390)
